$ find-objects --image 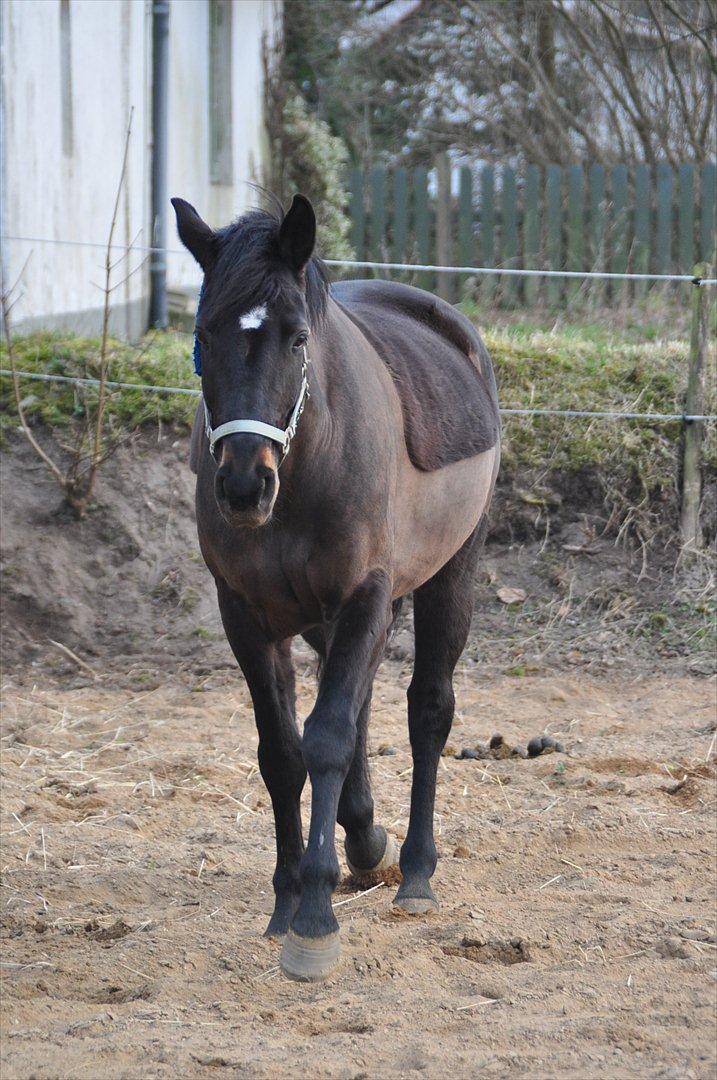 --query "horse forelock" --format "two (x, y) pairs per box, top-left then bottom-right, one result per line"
(197, 207), (329, 331)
